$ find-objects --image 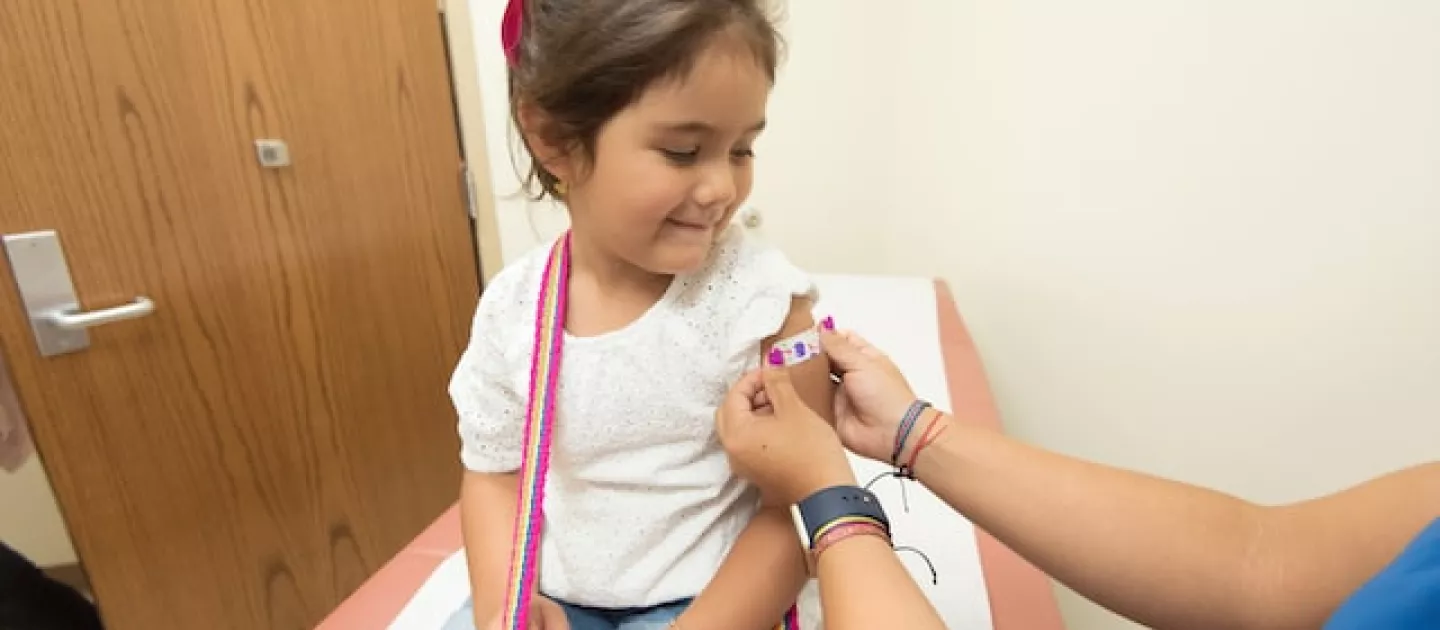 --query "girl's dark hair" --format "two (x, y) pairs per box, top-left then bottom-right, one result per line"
(508, 0), (782, 199)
